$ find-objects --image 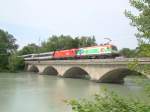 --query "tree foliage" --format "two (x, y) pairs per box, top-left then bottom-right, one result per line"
(125, 0), (150, 57)
(125, 0), (150, 74)
(8, 54), (25, 72)
(40, 35), (76, 52)
(0, 29), (18, 71)
(119, 48), (137, 58)
(137, 44), (150, 57)
(77, 36), (97, 48)
(125, 0), (150, 97)
(18, 43), (39, 55)
(40, 35), (97, 52)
